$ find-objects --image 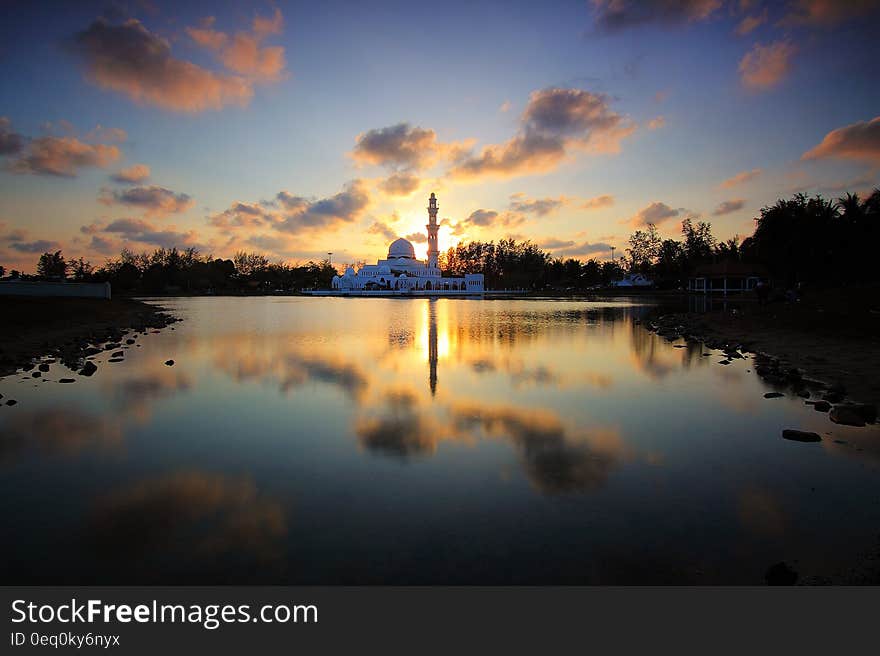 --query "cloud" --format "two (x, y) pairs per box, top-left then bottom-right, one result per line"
(713, 199), (746, 216)
(627, 201), (680, 227)
(581, 194), (615, 210)
(6, 137), (120, 177)
(70, 17), (254, 113)
(209, 181), (371, 237)
(508, 193), (566, 216)
(451, 87), (634, 180)
(0, 117), (25, 155)
(735, 9), (767, 35)
(104, 218), (155, 234)
(554, 241), (613, 258)
(10, 240), (63, 253)
(801, 116), (880, 165)
(539, 238), (575, 249)
(378, 172), (420, 196)
(781, 0), (880, 27)
(209, 202), (270, 230)
(739, 40), (796, 90)
(110, 163), (150, 183)
(647, 116), (666, 130)
(89, 235), (117, 254)
(589, 0), (722, 32)
(465, 209), (499, 227)
(187, 9), (287, 83)
(368, 221), (397, 241)
(720, 168), (762, 188)
(405, 232), (427, 243)
(274, 180), (370, 233)
(500, 100), (512, 112)
(101, 185), (194, 215)
(0, 222), (28, 242)
(352, 123), (444, 171)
